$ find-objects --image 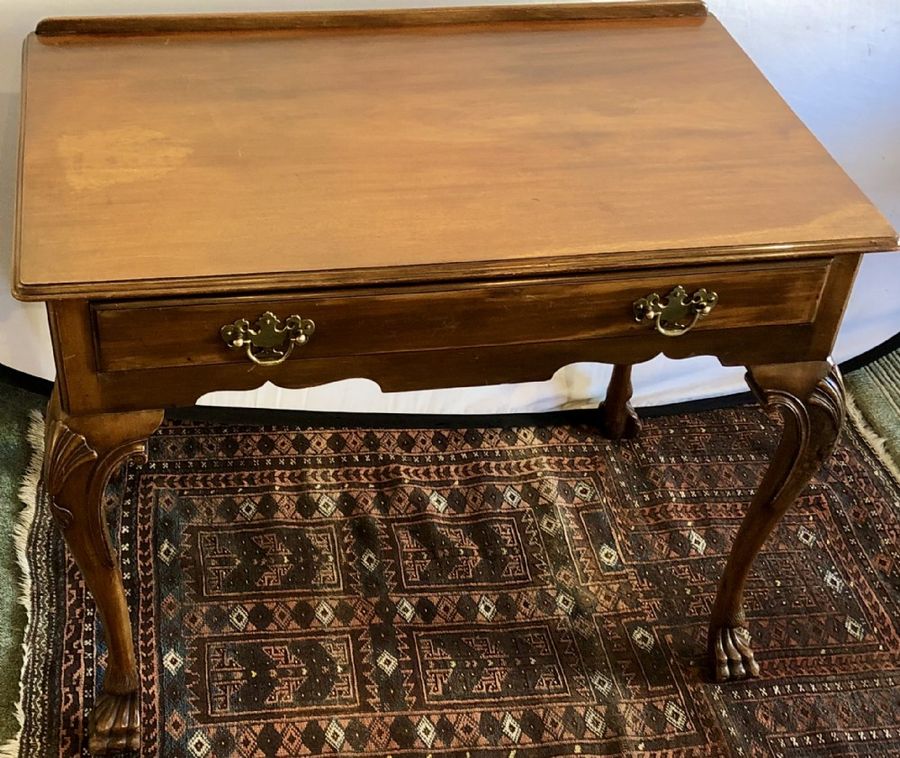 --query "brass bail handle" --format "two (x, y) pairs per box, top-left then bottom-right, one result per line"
(633, 286), (718, 337)
(220, 311), (315, 366)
